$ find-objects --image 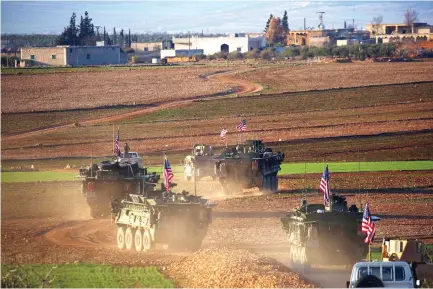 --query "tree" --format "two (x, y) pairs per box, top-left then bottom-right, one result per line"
(404, 8), (418, 33)
(113, 27), (117, 45)
(119, 28), (125, 46)
(265, 17), (284, 46)
(56, 13), (79, 46)
(128, 29), (131, 48)
(264, 14), (273, 33)
(282, 10), (289, 34)
(371, 15), (383, 35)
(78, 11), (95, 45)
